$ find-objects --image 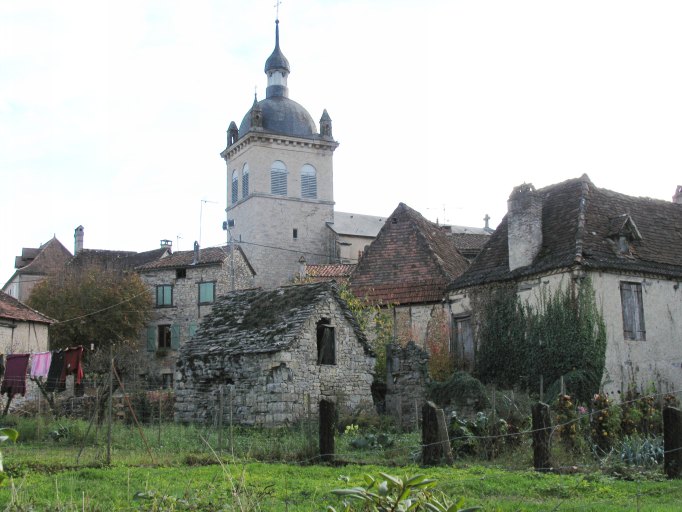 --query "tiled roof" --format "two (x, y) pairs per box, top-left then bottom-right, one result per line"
(305, 264), (356, 283)
(12, 238), (72, 276)
(136, 246), (234, 270)
(350, 203), (470, 305)
(179, 281), (371, 357)
(0, 291), (54, 324)
(451, 174), (682, 289)
(68, 249), (139, 271)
